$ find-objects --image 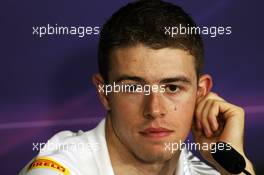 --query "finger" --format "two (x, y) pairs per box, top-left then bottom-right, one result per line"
(191, 121), (203, 141)
(194, 113), (202, 130)
(196, 95), (204, 104)
(195, 92), (224, 131)
(199, 92), (225, 103)
(202, 99), (219, 132)
(207, 100), (220, 132)
(201, 100), (213, 137)
(215, 101), (245, 146)
(212, 93), (226, 102)
(195, 95), (209, 129)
